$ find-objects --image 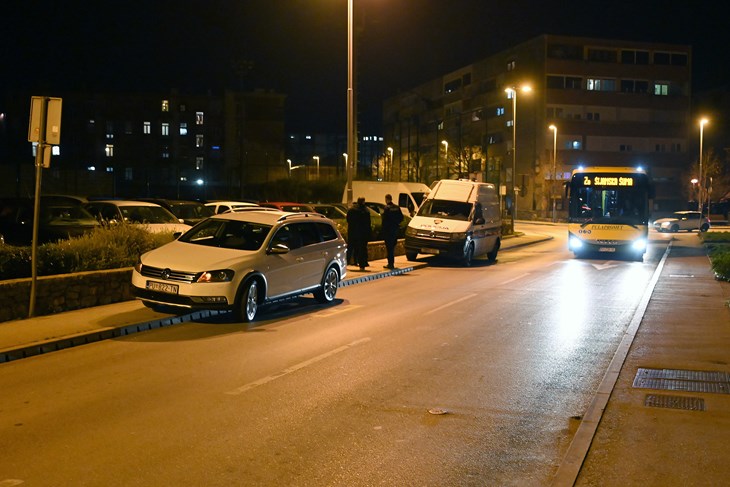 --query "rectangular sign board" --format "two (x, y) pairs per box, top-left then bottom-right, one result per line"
(28, 96), (62, 144)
